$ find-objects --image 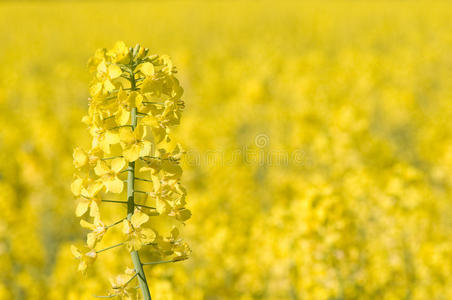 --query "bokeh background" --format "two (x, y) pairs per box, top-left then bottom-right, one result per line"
(1, 1), (452, 299)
